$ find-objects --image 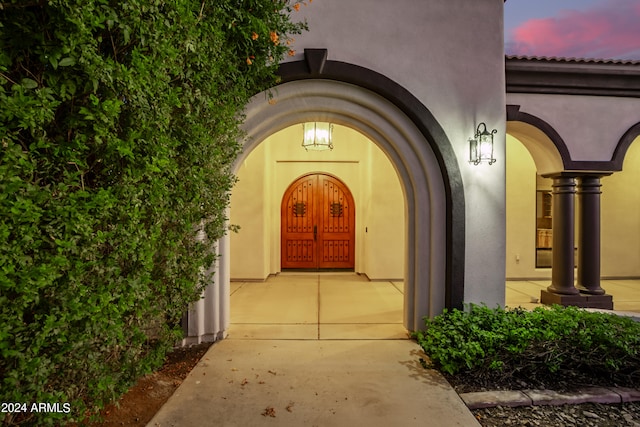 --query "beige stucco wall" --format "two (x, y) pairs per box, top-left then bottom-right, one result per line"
(230, 124), (404, 280)
(362, 143), (406, 279)
(229, 143), (270, 279)
(602, 138), (640, 278)
(505, 135), (541, 279)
